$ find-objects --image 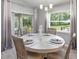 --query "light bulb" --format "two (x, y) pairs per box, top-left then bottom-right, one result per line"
(49, 4), (53, 9)
(40, 4), (43, 9)
(45, 7), (48, 11)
